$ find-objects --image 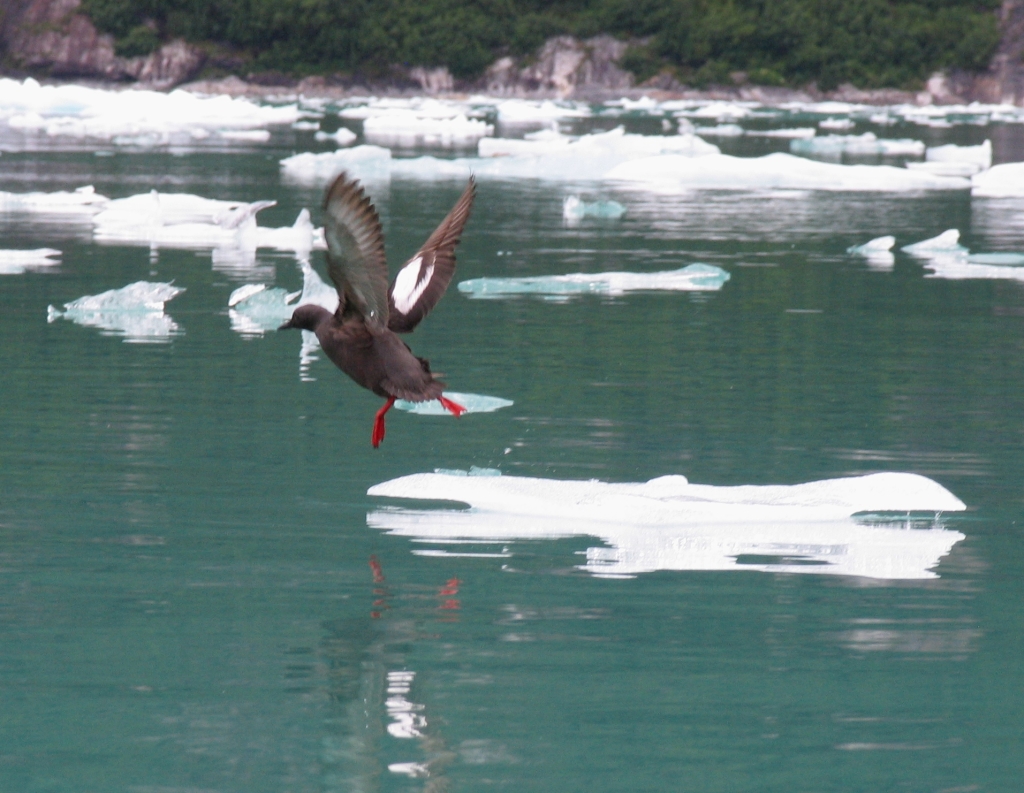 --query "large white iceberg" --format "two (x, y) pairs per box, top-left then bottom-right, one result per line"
(367, 470), (966, 580)
(972, 162), (1024, 197)
(47, 281), (185, 342)
(0, 77), (300, 146)
(0, 248), (61, 275)
(458, 264), (730, 299)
